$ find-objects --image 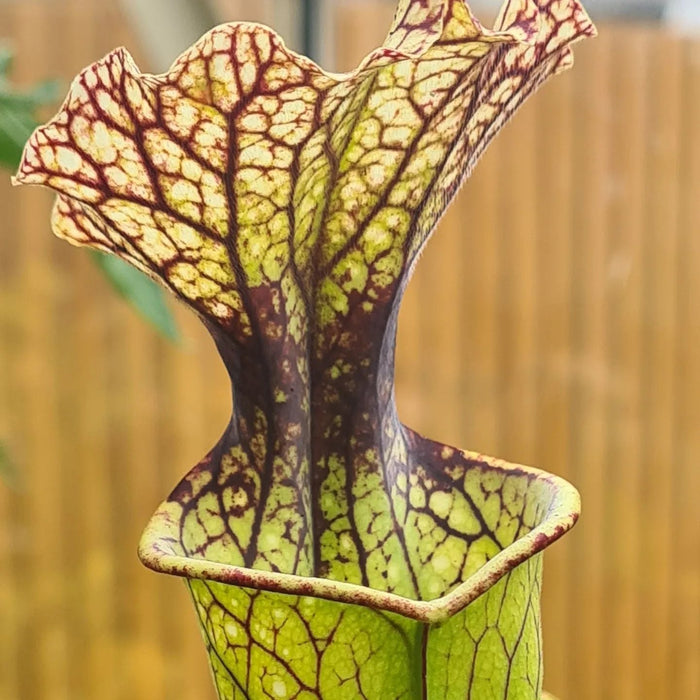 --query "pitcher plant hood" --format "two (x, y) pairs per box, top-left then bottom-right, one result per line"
(14, 0), (595, 618)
